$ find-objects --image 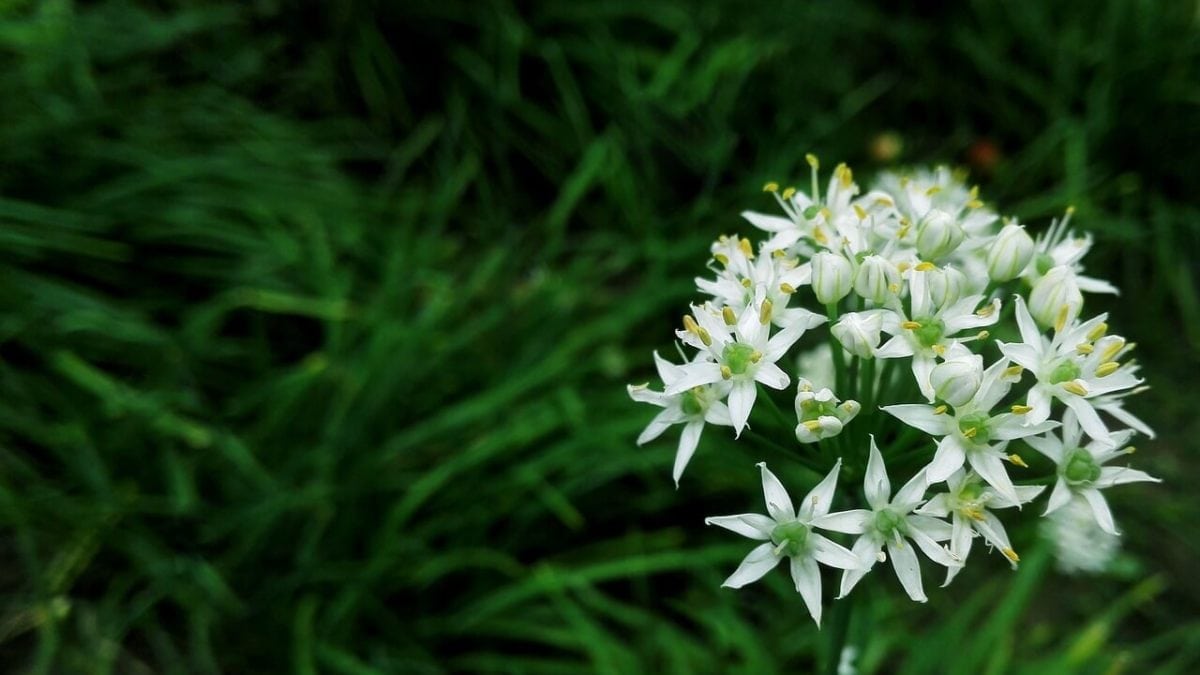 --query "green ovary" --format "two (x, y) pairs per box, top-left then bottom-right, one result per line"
(957, 411), (992, 445)
(681, 389), (705, 416)
(873, 508), (905, 537)
(722, 342), (757, 375)
(914, 318), (946, 348)
(1048, 359), (1082, 385)
(1063, 449), (1101, 485)
(771, 521), (810, 557)
(1035, 252), (1055, 276)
